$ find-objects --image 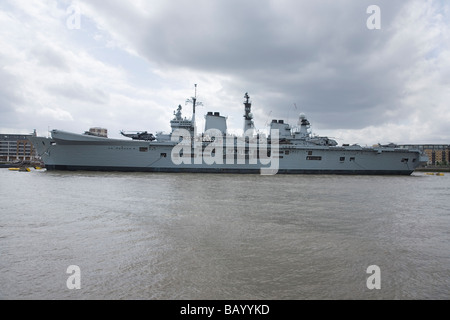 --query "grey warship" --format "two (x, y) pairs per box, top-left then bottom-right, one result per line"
(29, 87), (426, 175)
